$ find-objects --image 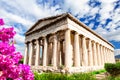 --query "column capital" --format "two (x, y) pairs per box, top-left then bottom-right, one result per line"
(36, 38), (39, 42)
(91, 40), (96, 43)
(96, 42), (99, 45)
(64, 28), (71, 32)
(86, 38), (92, 42)
(74, 31), (78, 34)
(25, 41), (29, 44)
(80, 35), (86, 38)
